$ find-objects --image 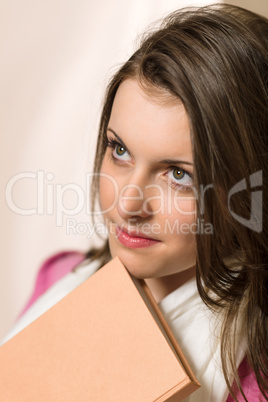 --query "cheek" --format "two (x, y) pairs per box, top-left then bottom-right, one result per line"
(165, 196), (196, 234)
(162, 196), (196, 249)
(172, 194), (196, 220)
